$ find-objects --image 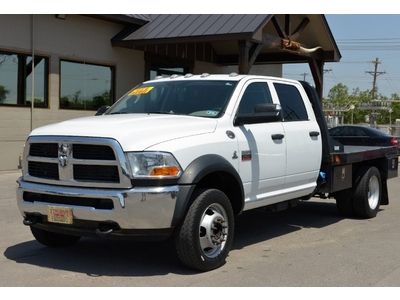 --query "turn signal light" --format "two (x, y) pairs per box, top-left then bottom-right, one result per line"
(150, 166), (181, 177)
